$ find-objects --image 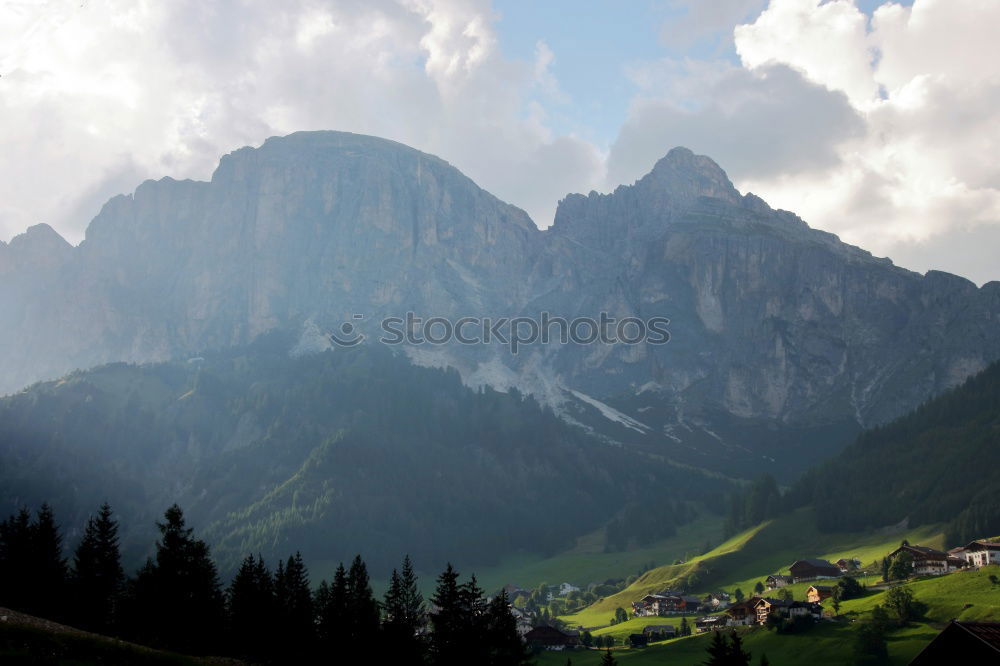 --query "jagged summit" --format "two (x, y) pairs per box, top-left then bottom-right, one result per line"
(637, 146), (743, 206)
